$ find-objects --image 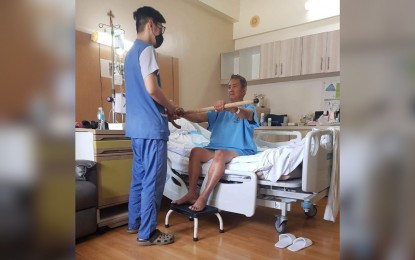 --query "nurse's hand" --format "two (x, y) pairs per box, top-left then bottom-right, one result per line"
(168, 110), (181, 129)
(175, 107), (185, 117)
